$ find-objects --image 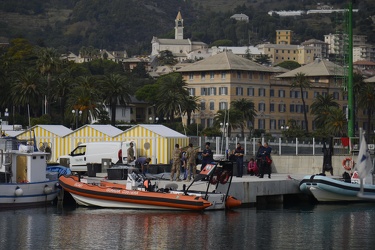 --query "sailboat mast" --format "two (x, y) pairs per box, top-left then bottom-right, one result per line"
(347, 0), (354, 137)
